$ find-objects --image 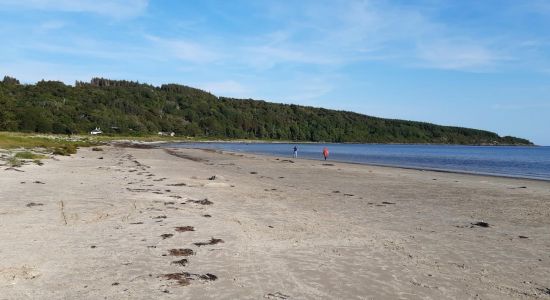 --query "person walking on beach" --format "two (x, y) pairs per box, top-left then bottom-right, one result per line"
(322, 147), (329, 160)
(293, 146), (298, 158)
